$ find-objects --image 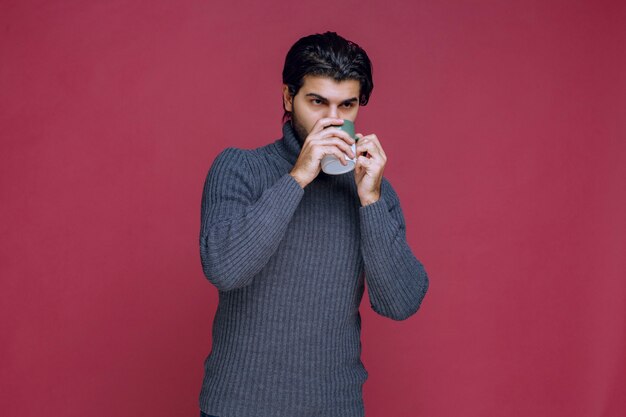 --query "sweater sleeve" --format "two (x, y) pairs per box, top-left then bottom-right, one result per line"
(359, 179), (429, 320)
(199, 147), (304, 291)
